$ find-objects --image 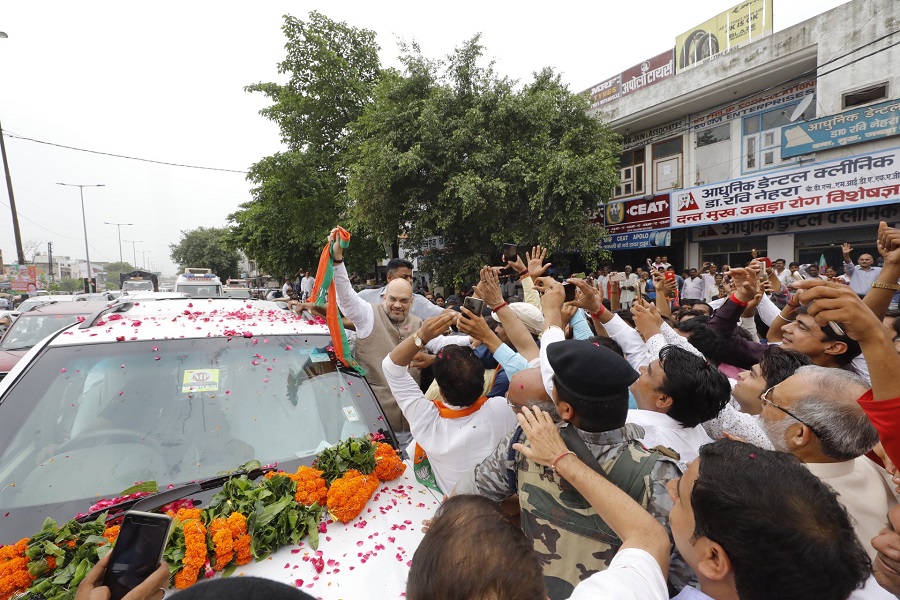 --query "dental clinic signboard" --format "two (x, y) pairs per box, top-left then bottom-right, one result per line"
(672, 146), (900, 228)
(781, 98), (900, 158)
